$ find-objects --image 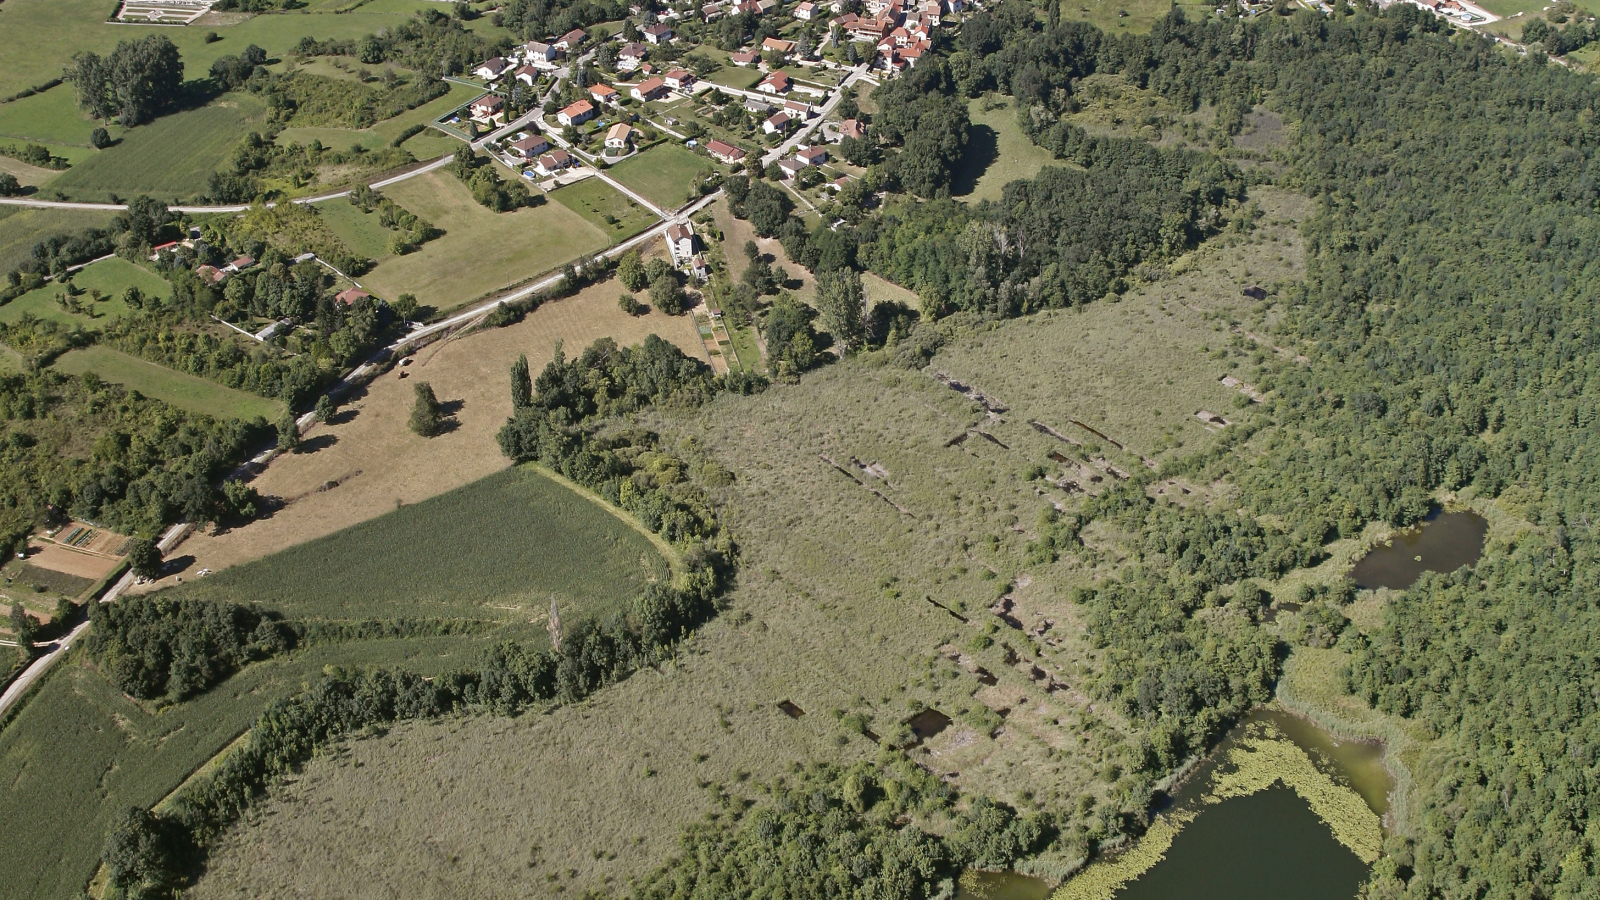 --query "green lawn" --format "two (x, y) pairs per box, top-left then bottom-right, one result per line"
(362, 170), (610, 312)
(705, 66), (765, 91)
(0, 206), (119, 274)
(549, 175), (660, 243)
(163, 464), (670, 624)
(274, 80), (481, 152)
(0, 0), (438, 100)
(0, 257), (169, 329)
(606, 144), (714, 210)
(316, 198), (398, 261)
(952, 96), (1065, 204)
(52, 346), (284, 421)
(0, 86), (104, 149)
(48, 95), (272, 203)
